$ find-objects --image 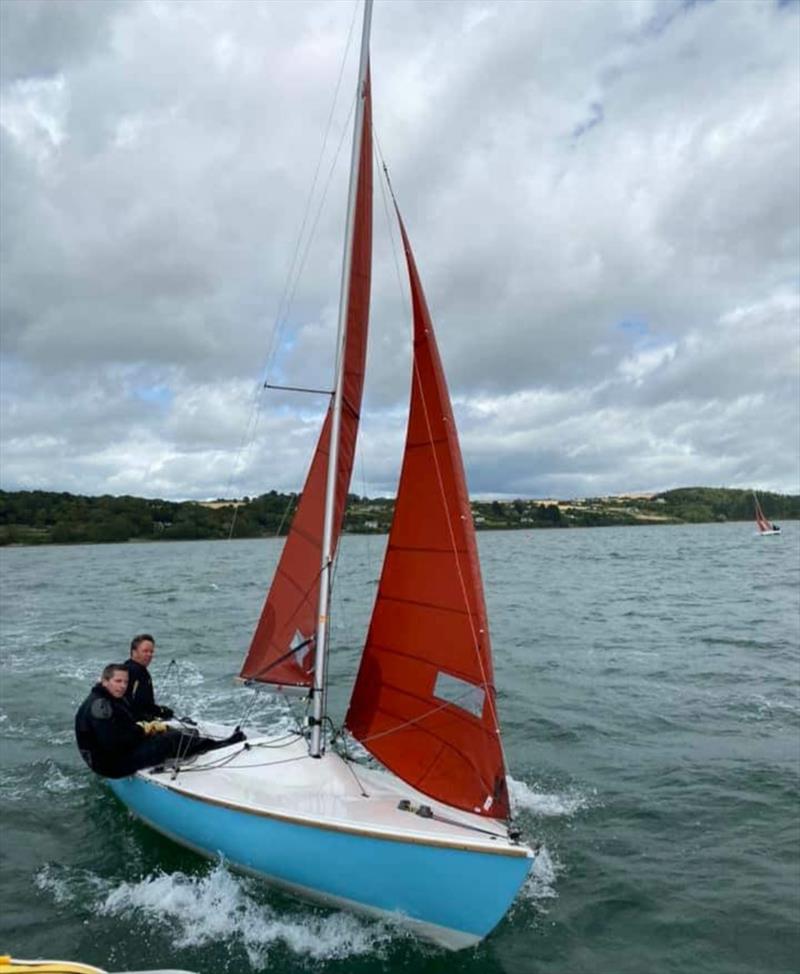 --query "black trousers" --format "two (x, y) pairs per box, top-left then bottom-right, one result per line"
(111, 729), (221, 777)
